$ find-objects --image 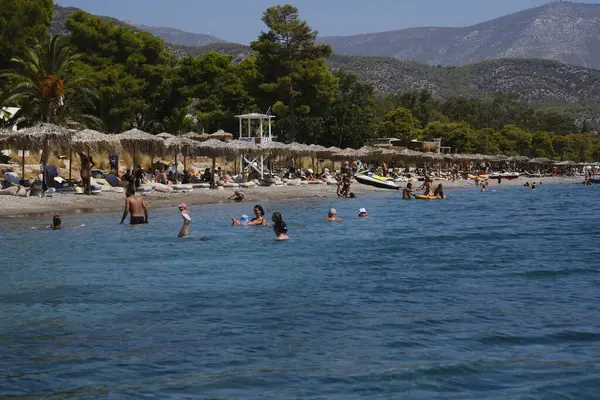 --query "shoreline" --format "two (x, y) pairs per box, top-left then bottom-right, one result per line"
(0, 176), (583, 220)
